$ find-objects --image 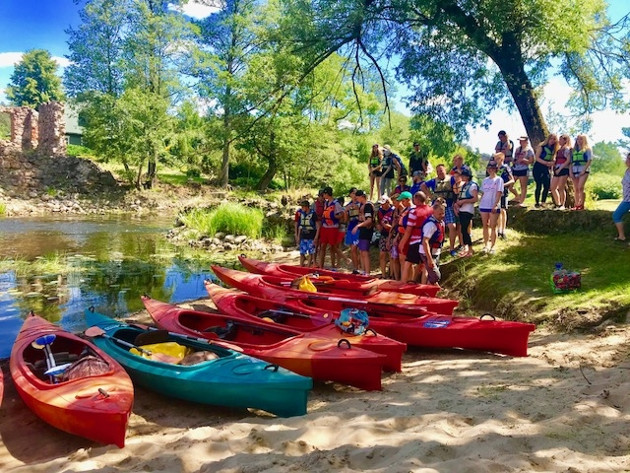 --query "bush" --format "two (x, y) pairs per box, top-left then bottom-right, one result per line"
(66, 144), (95, 158)
(181, 203), (264, 238)
(588, 173), (622, 200)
